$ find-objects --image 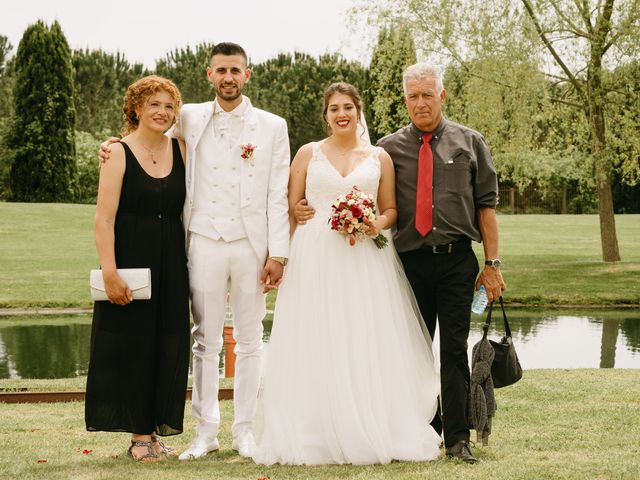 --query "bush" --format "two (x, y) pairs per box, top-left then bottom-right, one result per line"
(75, 130), (106, 204)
